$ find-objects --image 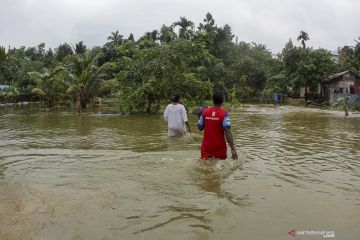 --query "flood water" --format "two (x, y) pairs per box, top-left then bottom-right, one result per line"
(0, 105), (360, 240)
